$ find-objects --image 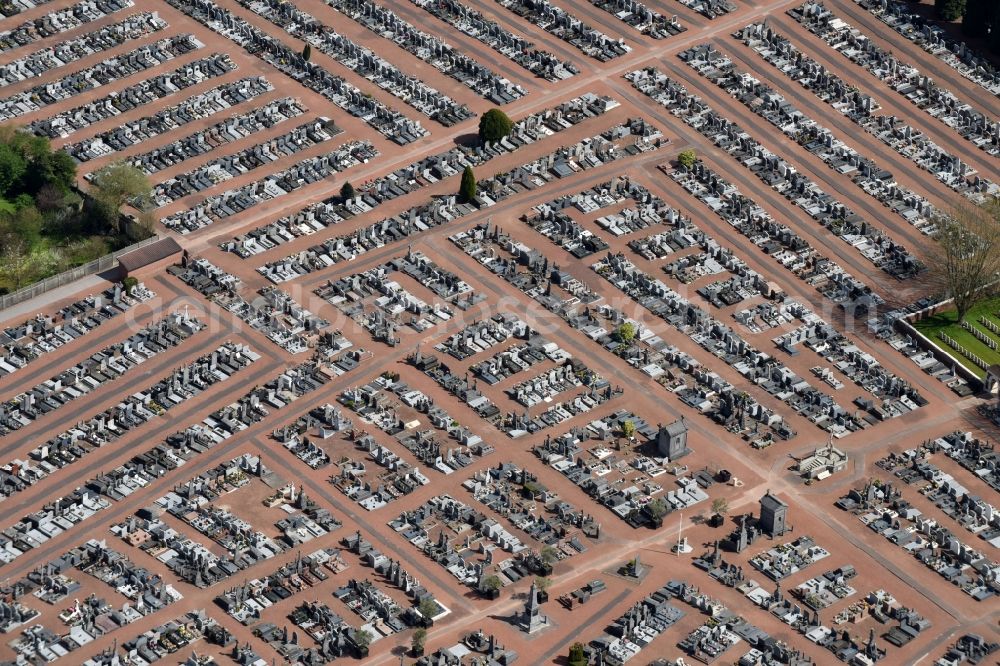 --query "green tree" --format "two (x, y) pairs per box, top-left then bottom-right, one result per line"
(923, 199), (1000, 324)
(614, 321), (636, 344)
(478, 108), (514, 144)
(89, 162), (152, 233)
(0, 143), (26, 197)
(411, 627), (427, 654)
(677, 149), (697, 170)
(353, 629), (372, 649)
(568, 642), (587, 666)
(45, 150), (77, 192)
(302, 43), (311, 61)
(340, 181), (356, 200)
(540, 545), (558, 565)
(935, 0), (965, 20)
(646, 498), (668, 520)
(459, 166), (477, 203)
(622, 420), (636, 440)
(418, 597), (439, 620)
(481, 574), (502, 591)
(711, 497), (729, 516)
(7, 204), (43, 248)
(535, 576), (552, 592)
(0, 236), (31, 290)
